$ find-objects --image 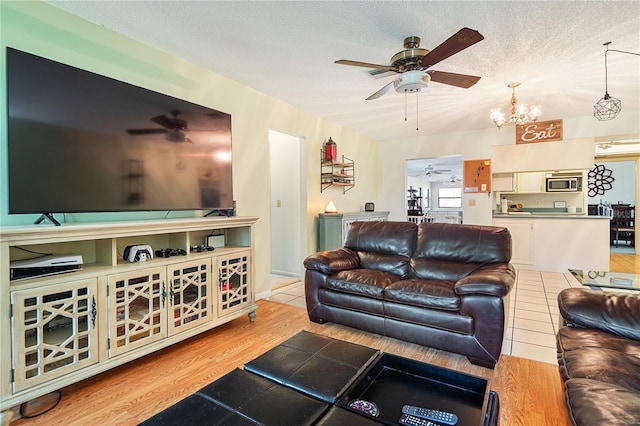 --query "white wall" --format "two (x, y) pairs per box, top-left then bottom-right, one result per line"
(588, 160), (636, 206)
